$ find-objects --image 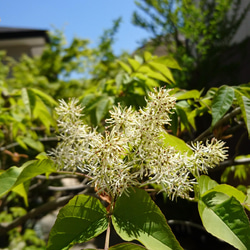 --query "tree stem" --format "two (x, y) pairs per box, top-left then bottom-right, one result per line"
(104, 216), (111, 250)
